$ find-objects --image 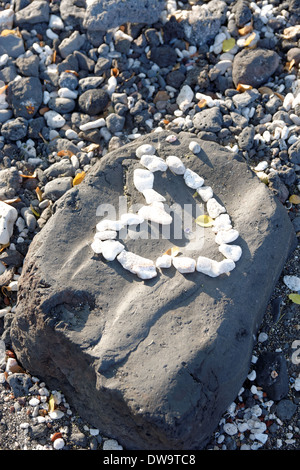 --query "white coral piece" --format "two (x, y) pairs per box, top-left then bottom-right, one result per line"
(117, 251), (157, 279)
(183, 168), (204, 189)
